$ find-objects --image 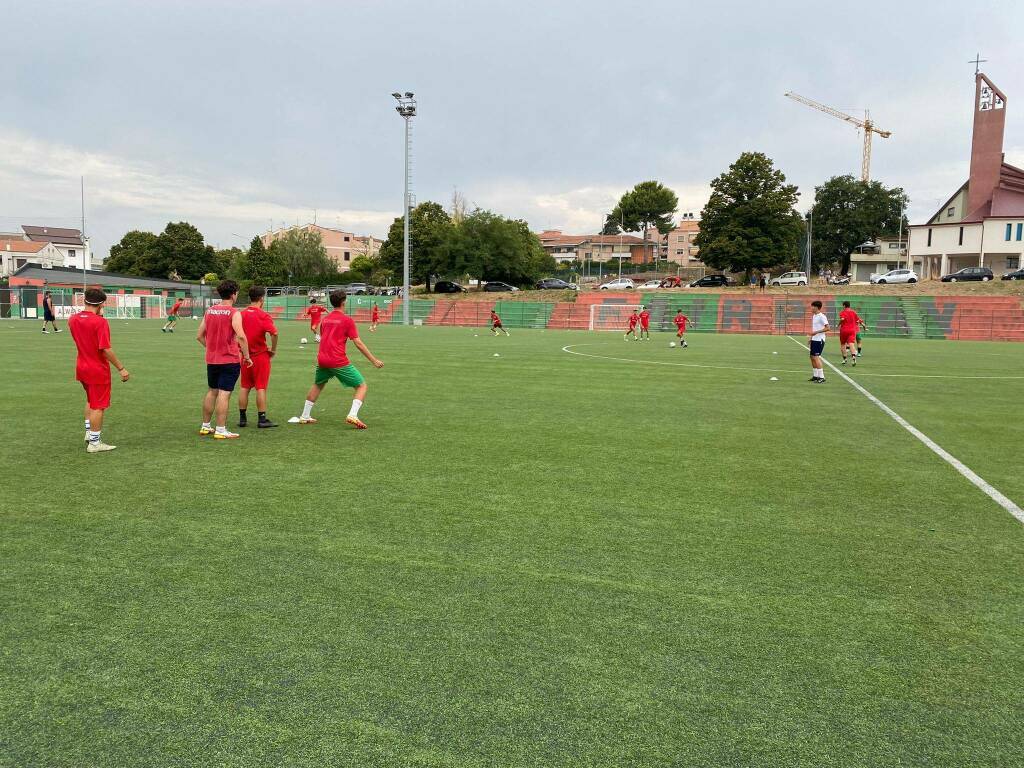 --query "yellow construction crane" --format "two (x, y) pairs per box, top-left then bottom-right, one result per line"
(784, 91), (892, 182)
